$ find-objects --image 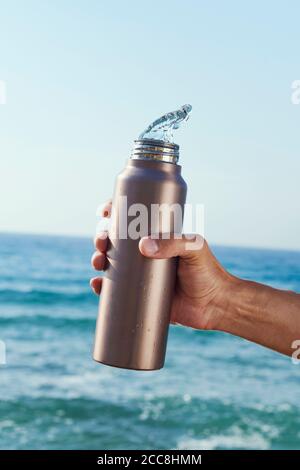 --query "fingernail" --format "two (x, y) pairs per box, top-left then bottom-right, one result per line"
(143, 238), (159, 255)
